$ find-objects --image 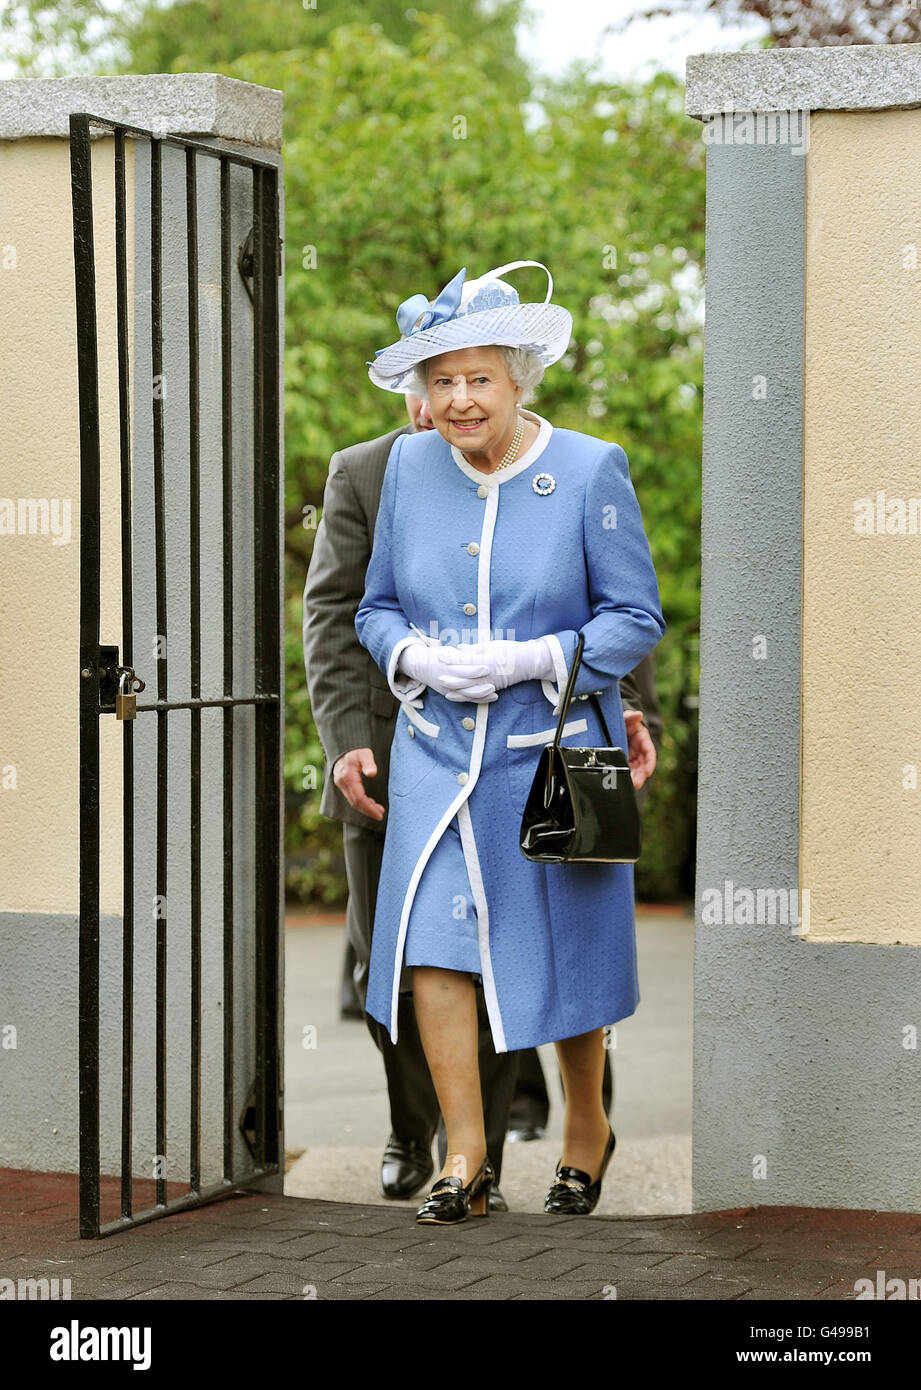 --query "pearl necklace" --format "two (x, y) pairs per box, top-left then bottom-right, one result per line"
(462, 412), (525, 475)
(493, 413), (525, 472)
